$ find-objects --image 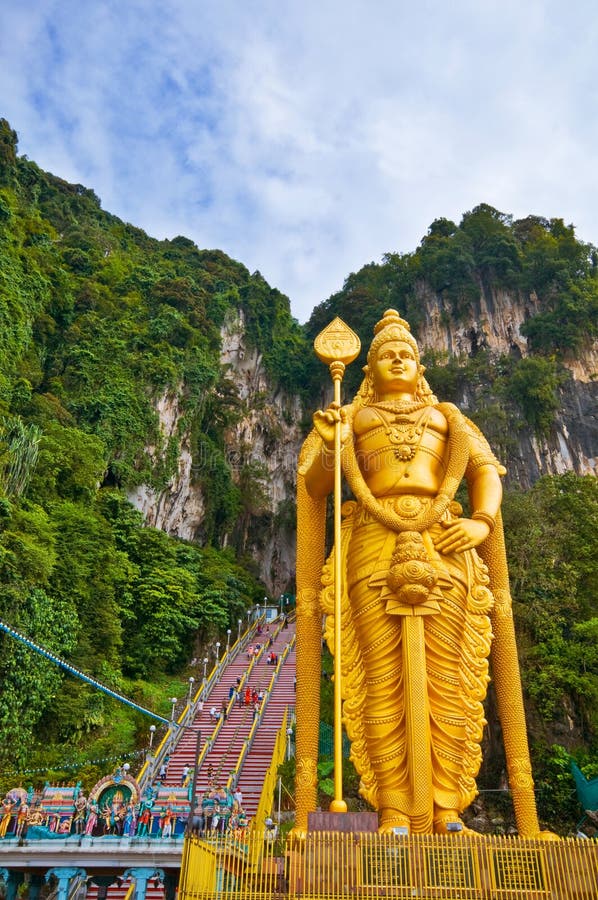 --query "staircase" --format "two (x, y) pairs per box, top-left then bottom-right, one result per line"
(154, 619), (295, 819)
(237, 629), (295, 816)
